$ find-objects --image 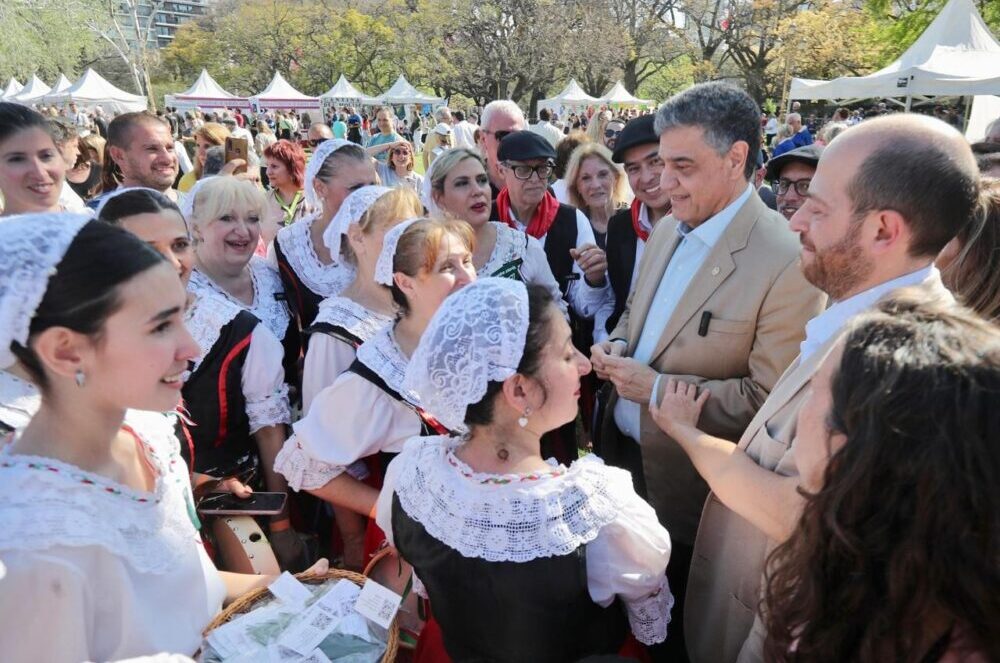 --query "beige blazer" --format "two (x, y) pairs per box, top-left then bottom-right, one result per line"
(602, 191), (826, 545)
(684, 272), (953, 663)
